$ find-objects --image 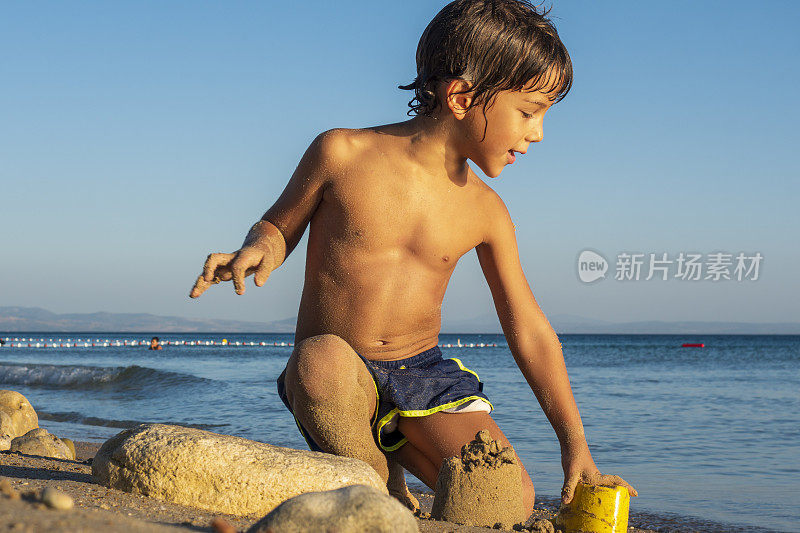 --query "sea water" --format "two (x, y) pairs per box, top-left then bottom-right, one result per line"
(1, 333), (797, 532)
